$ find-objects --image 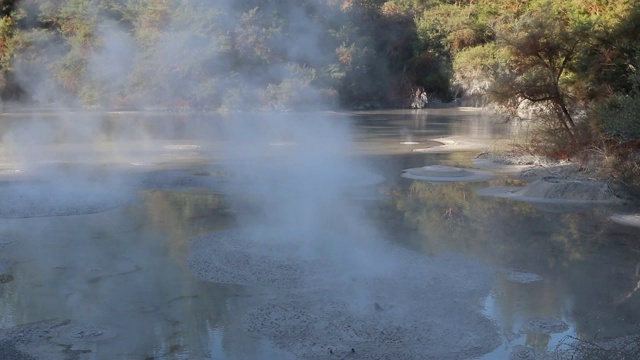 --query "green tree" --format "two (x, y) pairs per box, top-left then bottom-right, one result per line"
(591, 3), (640, 143)
(488, 1), (593, 141)
(0, 8), (20, 99)
(38, 0), (99, 95)
(325, 1), (399, 106)
(581, 1), (640, 97)
(411, 1), (498, 100)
